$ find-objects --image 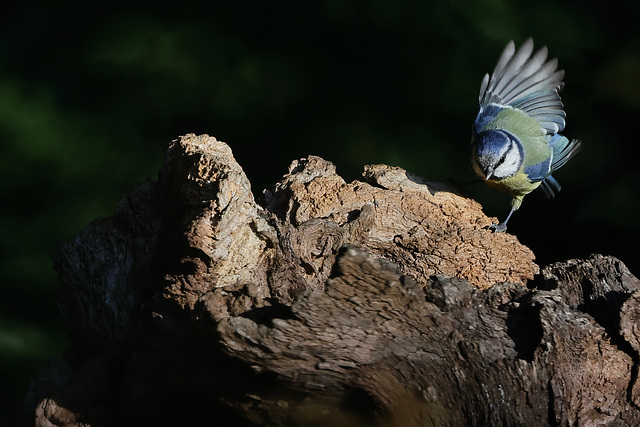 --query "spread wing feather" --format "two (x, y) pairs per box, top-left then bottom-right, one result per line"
(478, 38), (566, 134)
(548, 136), (582, 170)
